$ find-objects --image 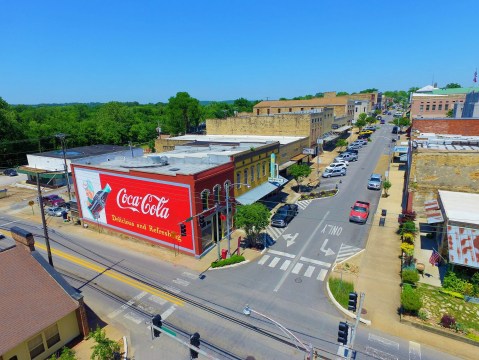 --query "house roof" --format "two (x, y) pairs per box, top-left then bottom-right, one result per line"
(31, 144), (137, 160)
(431, 87), (479, 95)
(254, 97), (350, 108)
(0, 241), (80, 355)
(438, 190), (479, 225)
